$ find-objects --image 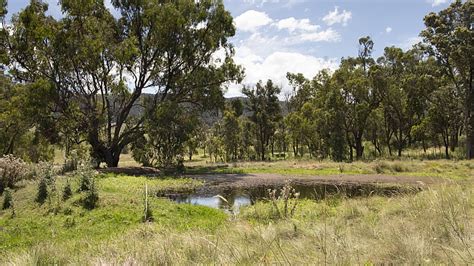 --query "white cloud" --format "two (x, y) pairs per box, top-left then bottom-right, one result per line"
(299, 28), (340, 42)
(427, 0), (451, 7)
(234, 10), (273, 32)
(275, 17), (319, 33)
(322, 7), (352, 26)
(400, 36), (423, 50)
(385, 27), (392, 33)
(227, 7), (342, 97)
(242, 0), (308, 8)
(226, 48), (338, 97)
